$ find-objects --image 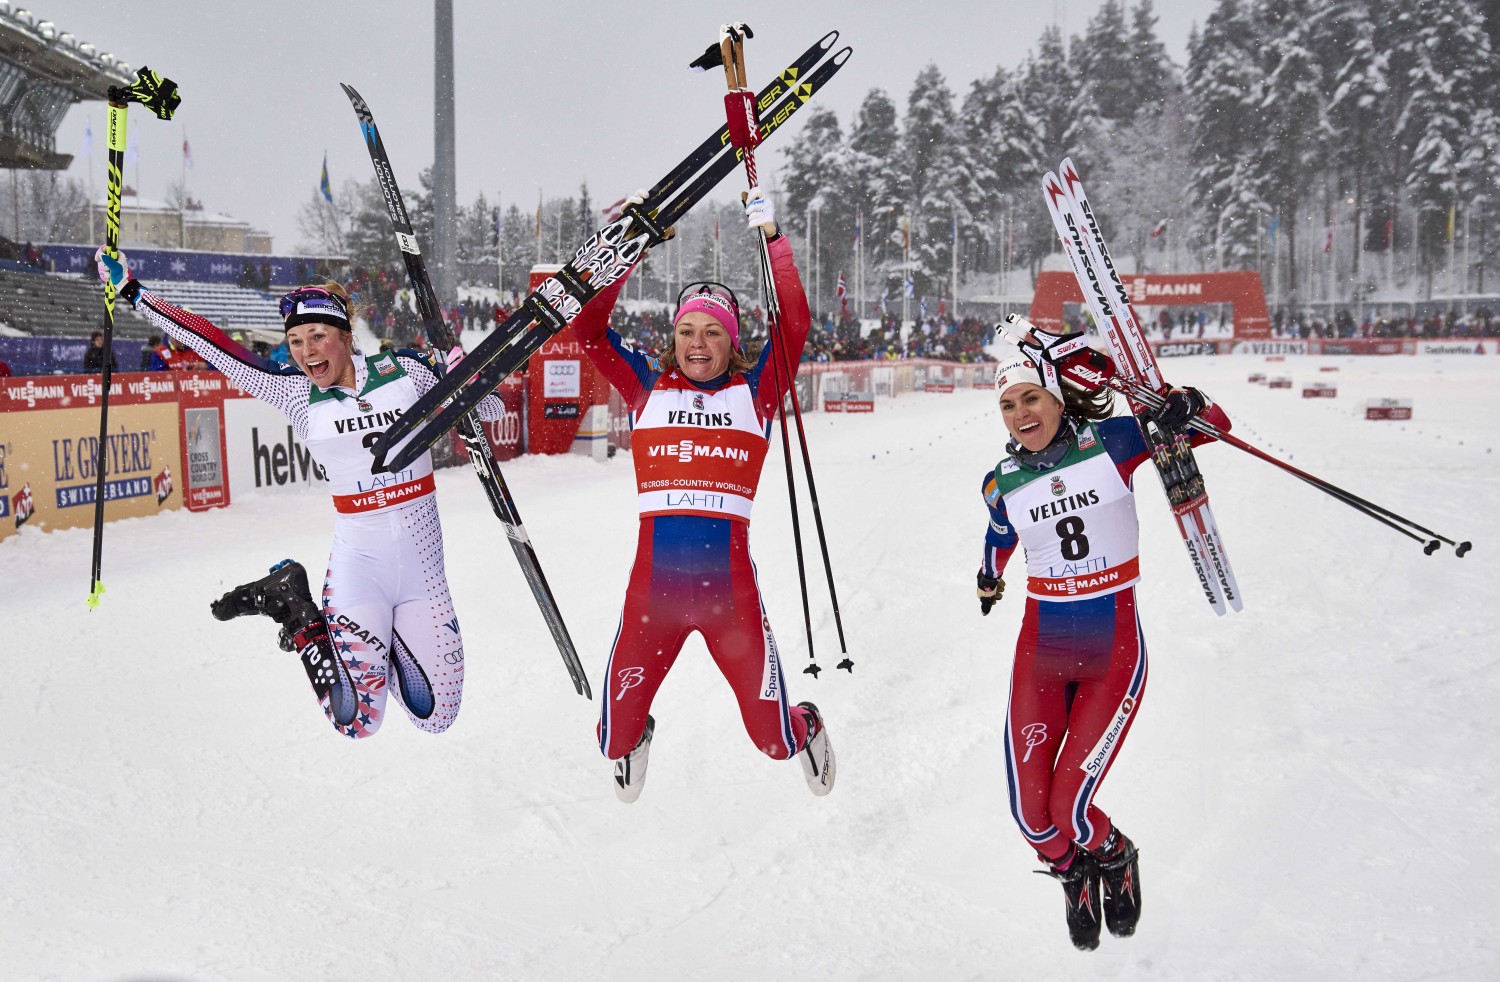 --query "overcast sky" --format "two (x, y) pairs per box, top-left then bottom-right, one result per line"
(42, 0), (1207, 254)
